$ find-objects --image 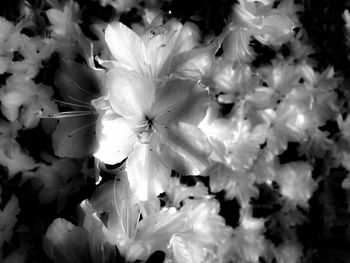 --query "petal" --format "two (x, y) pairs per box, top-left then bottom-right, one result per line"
(54, 60), (100, 106)
(223, 28), (254, 63)
(155, 122), (211, 175)
(152, 79), (209, 126)
(52, 114), (97, 158)
(105, 22), (148, 75)
(169, 235), (204, 263)
(94, 111), (137, 164)
(126, 142), (170, 201)
(80, 200), (119, 263)
(135, 208), (189, 258)
(106, 67), (155, 122)
(253, 14), (294, 44)
(143, 20), (198, 78)
(172, 39), (219, 79)
(89, 177), (140, 239)
(43, 218), (91, 263)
